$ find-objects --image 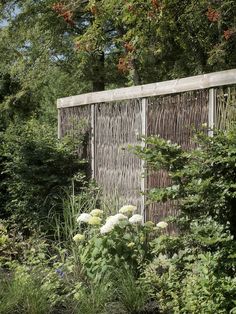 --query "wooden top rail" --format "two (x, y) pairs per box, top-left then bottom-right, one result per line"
(57, 69), (236, 109)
